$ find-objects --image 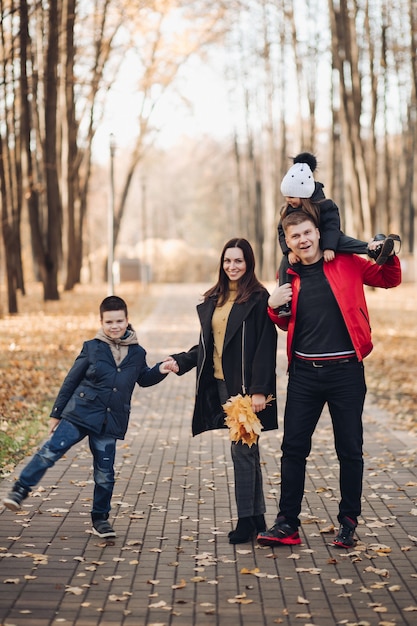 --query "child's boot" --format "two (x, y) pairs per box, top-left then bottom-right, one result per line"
(3, 483), (29, 511)
(368, 233), (401, 265)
